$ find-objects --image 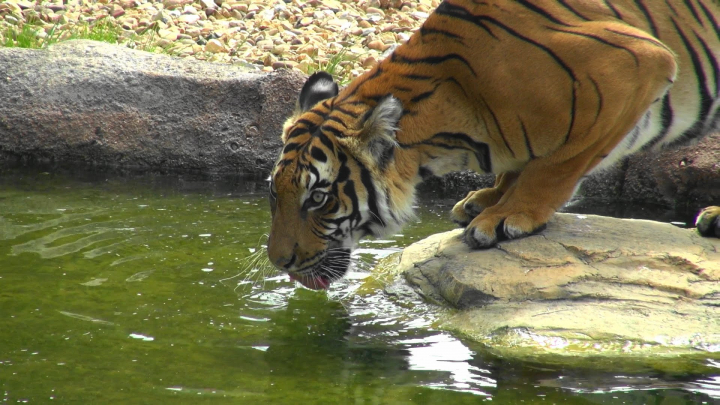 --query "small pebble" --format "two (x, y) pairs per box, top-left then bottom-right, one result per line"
(0, 0), (443, 79)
